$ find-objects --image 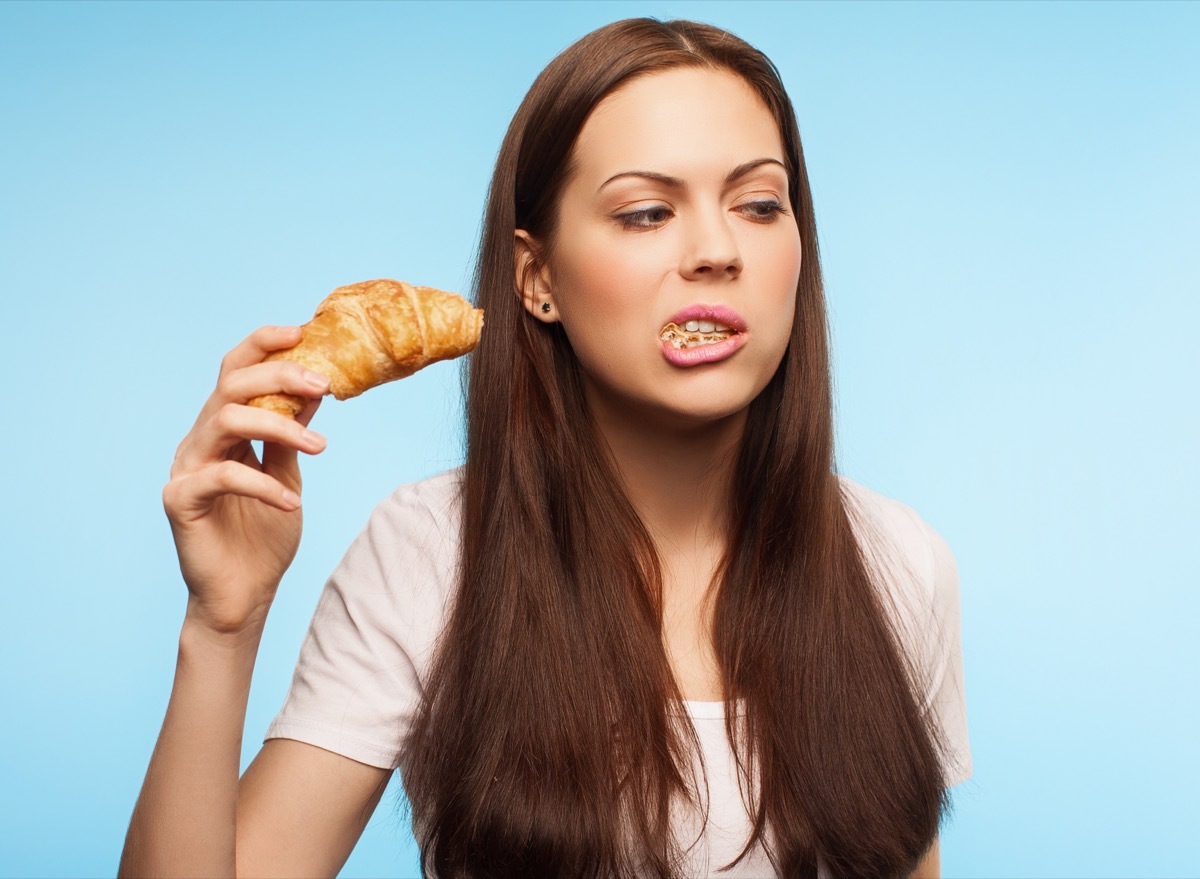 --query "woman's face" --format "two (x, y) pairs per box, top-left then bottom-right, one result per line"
(521, 66), (802, 430)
